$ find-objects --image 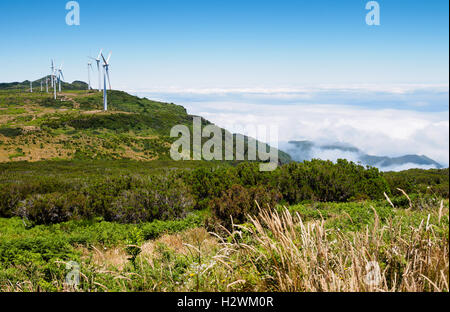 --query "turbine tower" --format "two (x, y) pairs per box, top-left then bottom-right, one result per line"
(57, 64), (64, 93)
(53, 68), (57, 100)
(87, 61), (93, 90)
(50, 60), (55, 88)
(101, 52), (112, 111)
(30, 81), (33, 93)
(89, 49), (103, 92)
(45, 77), (49, 93)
